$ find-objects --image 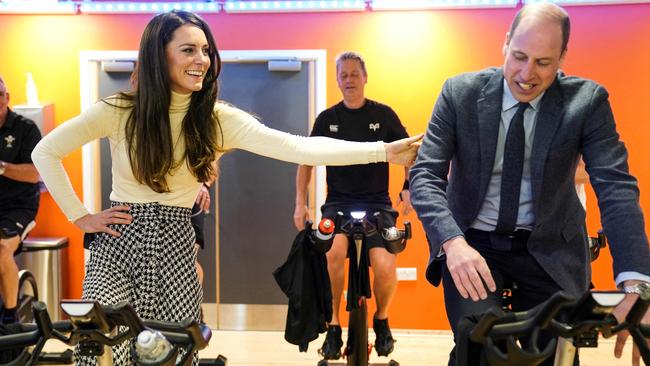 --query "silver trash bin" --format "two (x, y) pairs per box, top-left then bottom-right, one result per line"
(15, 236), (68, 321)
